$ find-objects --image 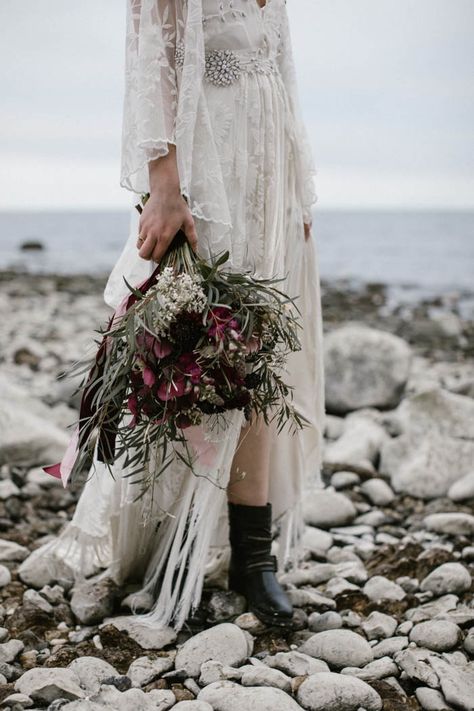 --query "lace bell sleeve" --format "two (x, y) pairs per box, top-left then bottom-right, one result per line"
(120, 0), (184, 194)
(277, 2), (318, 224)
